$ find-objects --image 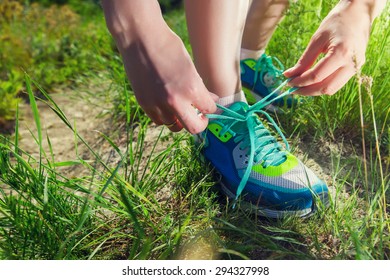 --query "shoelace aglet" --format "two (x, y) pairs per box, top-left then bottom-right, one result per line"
(232, 197), (239, 210)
